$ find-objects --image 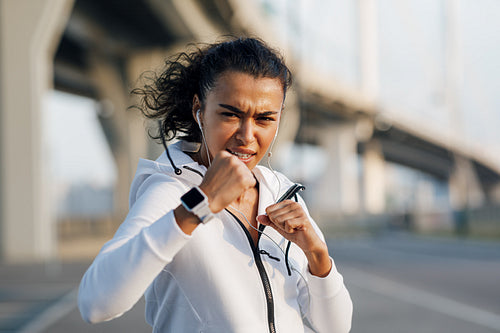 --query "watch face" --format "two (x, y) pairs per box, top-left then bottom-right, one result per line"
(182, 188), (205, 209)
